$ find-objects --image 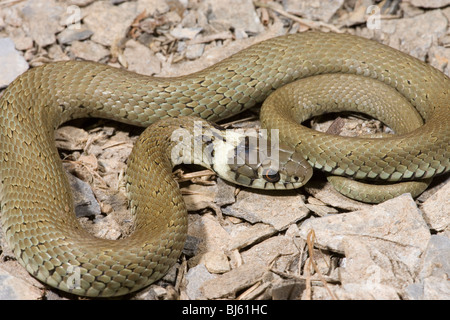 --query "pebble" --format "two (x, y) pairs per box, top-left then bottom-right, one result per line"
(21, 0), (65, 47)
(201, 0), (264, 34)
(0, 38), (28, 88)
(283, 0), (344, 23)
(122, 39), (161, 75)
(69, 40), (110, 61)
(57, 27), (93, 45)
(83, 1), (138, 47)
(202, 250), (231, 274)
(66, 173), (102, 218)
